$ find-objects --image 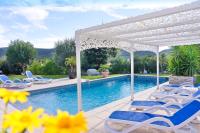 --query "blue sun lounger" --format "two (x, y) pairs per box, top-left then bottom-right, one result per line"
(130, 89), (200, 111)
(0, 74), (32, 88)
(25, 71), (52, 84)
(105, 100), (200, 133)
